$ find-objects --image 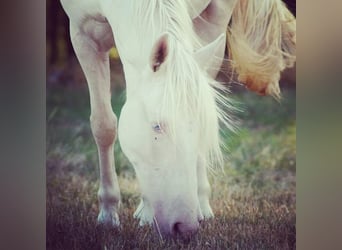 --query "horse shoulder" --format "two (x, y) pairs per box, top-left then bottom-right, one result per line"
(60, 0), (114, 52)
